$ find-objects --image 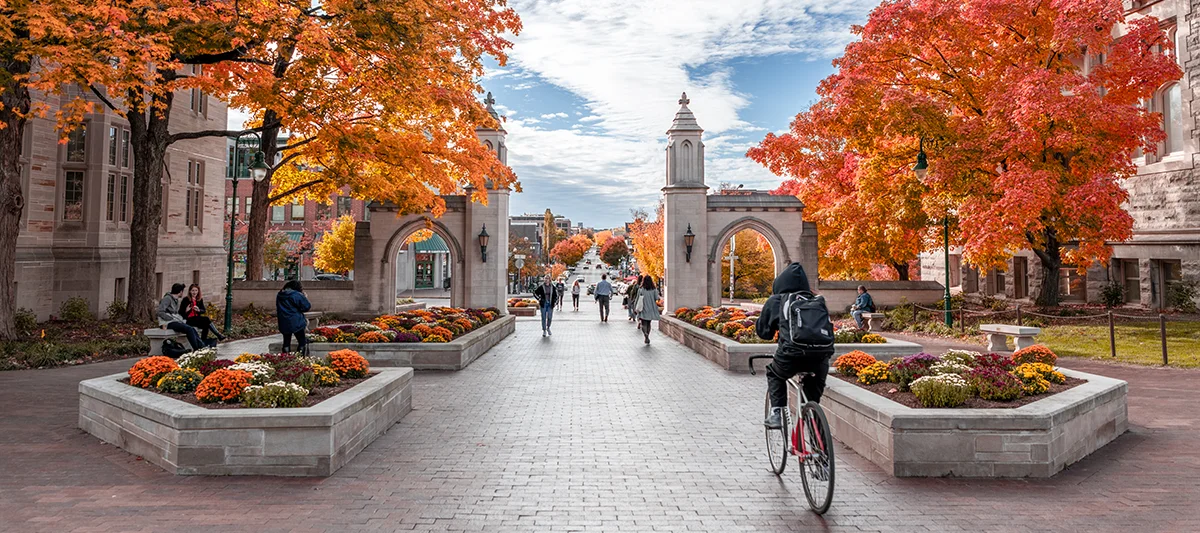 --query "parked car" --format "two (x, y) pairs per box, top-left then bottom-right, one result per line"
(587, 284), (596, 295)
(314, 273), (348, 281)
